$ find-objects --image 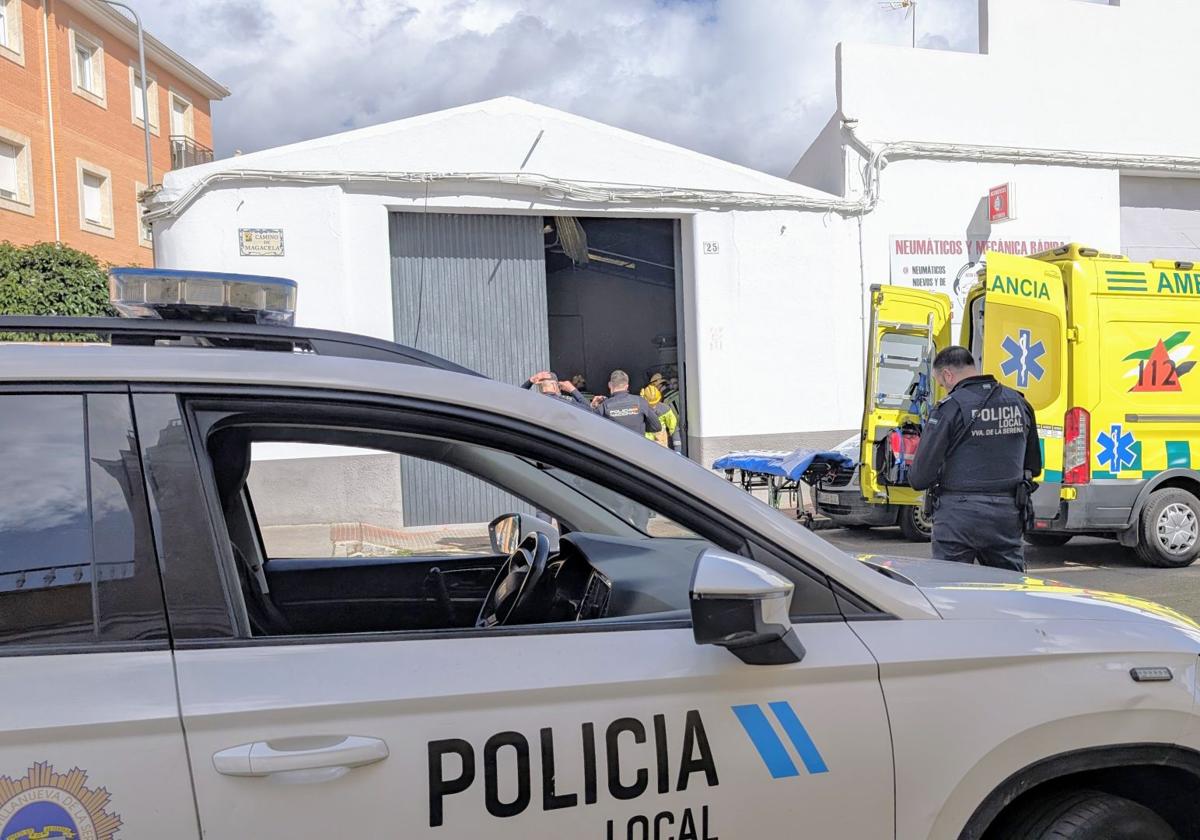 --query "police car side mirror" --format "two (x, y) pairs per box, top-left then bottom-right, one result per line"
(689, 549), (805, 665)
